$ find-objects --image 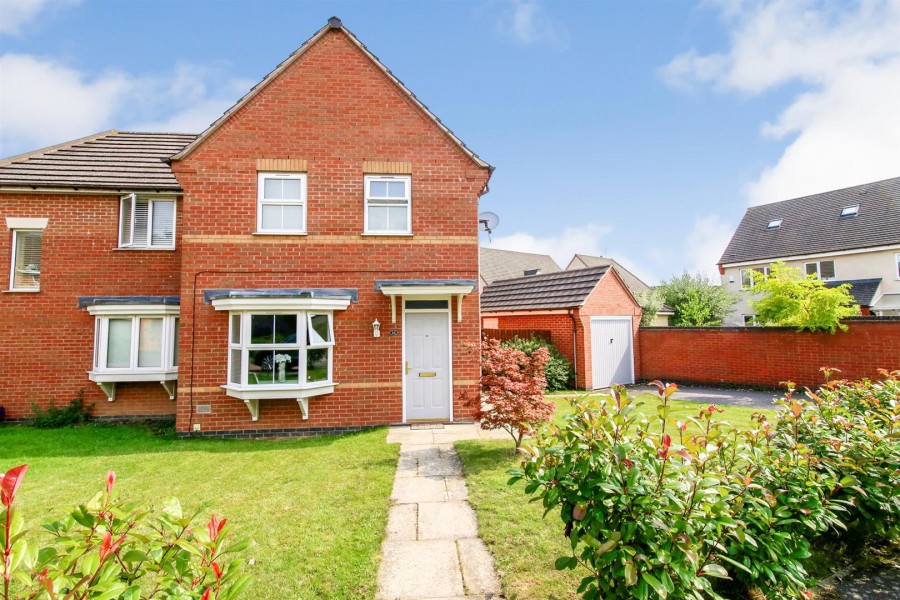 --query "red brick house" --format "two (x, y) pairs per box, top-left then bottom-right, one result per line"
(0, 18), (492, 436)
(480, 266), (642, 389)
